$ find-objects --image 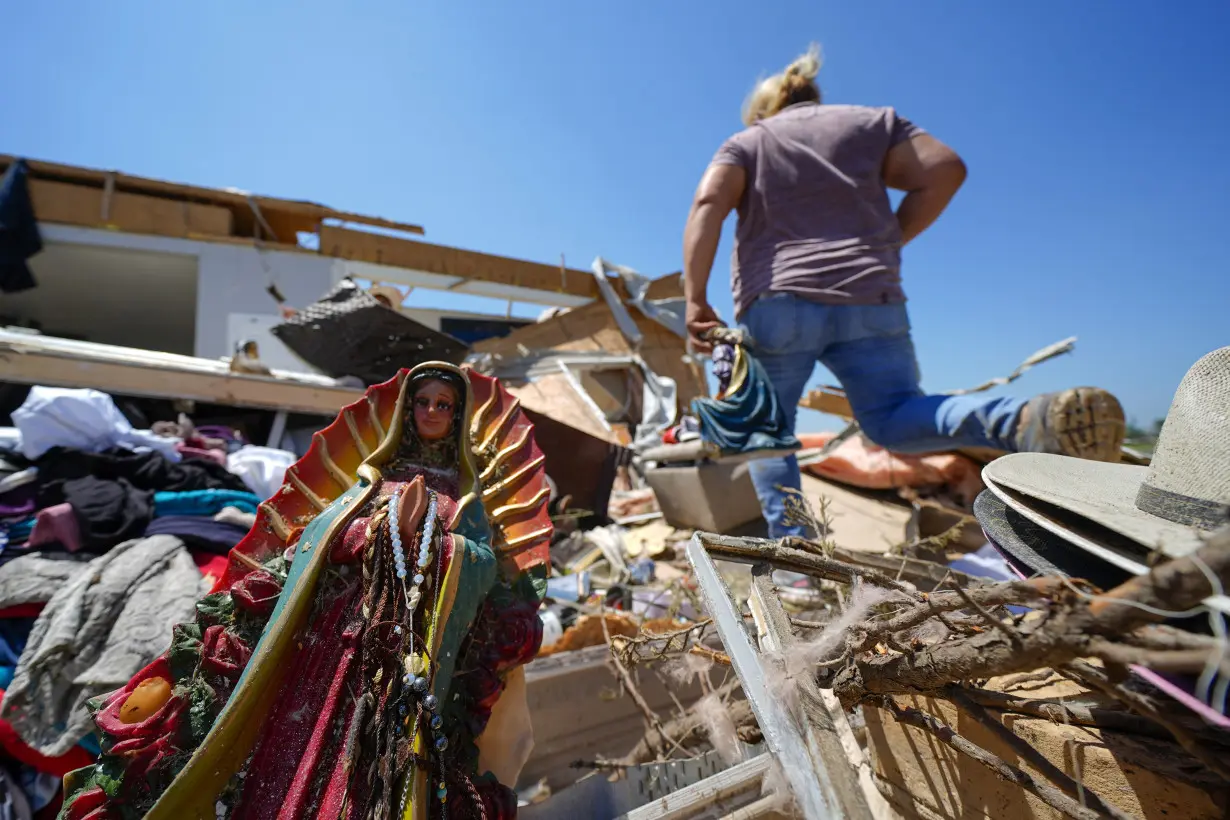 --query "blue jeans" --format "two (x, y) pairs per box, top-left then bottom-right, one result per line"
(739, 294), (1026, 538)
